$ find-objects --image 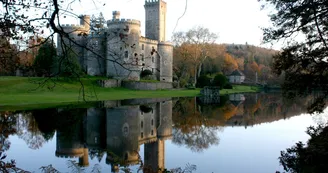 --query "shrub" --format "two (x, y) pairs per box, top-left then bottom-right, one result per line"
(140, 105), (153, 113)
(140, 69), (153, 79)
(196, 75), (211, 88)
(57, 52), (85, 78)
(212, 73), (228, 89)
(179, 79), (187, 88)
(223, 83), (233, 89)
